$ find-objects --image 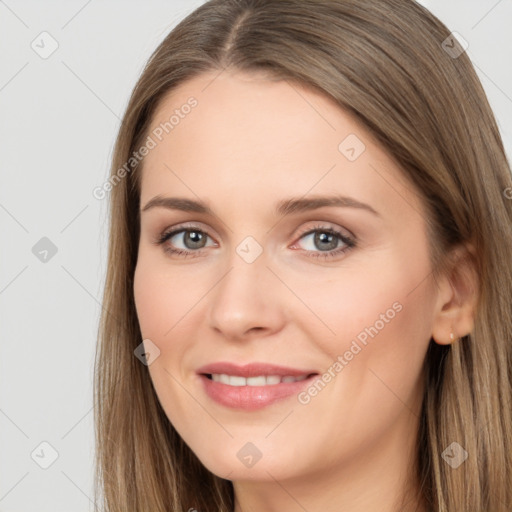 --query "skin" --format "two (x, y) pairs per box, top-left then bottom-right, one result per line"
(133, 70), (477, 512)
